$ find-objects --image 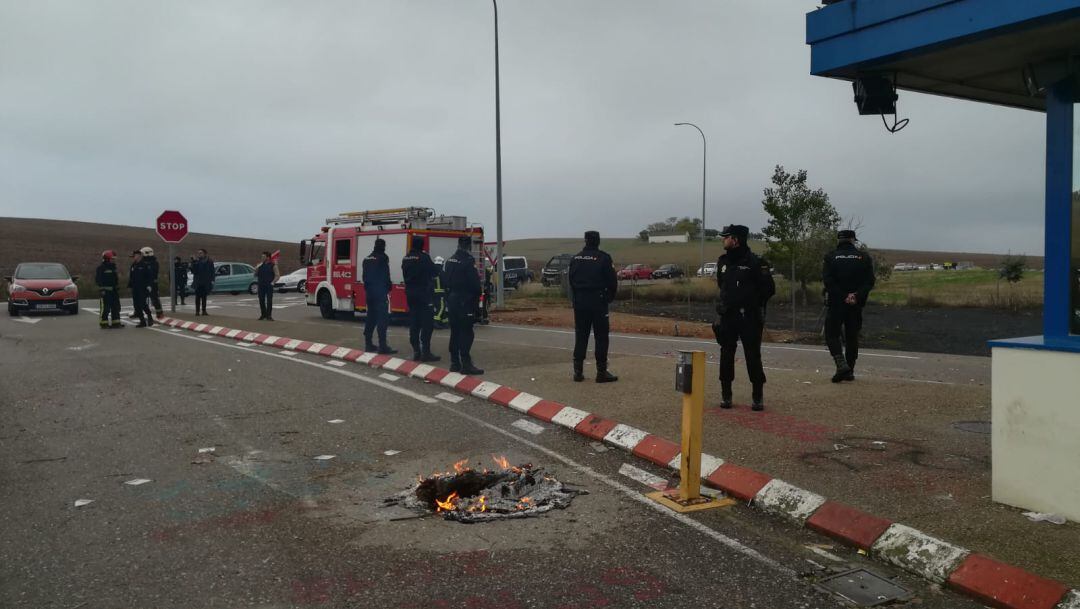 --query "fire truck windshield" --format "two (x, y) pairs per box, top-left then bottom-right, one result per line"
(303, 240), (325, 266)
